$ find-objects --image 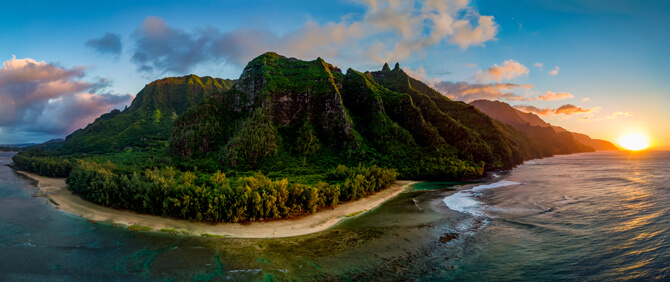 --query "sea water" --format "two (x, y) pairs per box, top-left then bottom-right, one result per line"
(444, 150), (670, 281)
(0, 151), (668, 280)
